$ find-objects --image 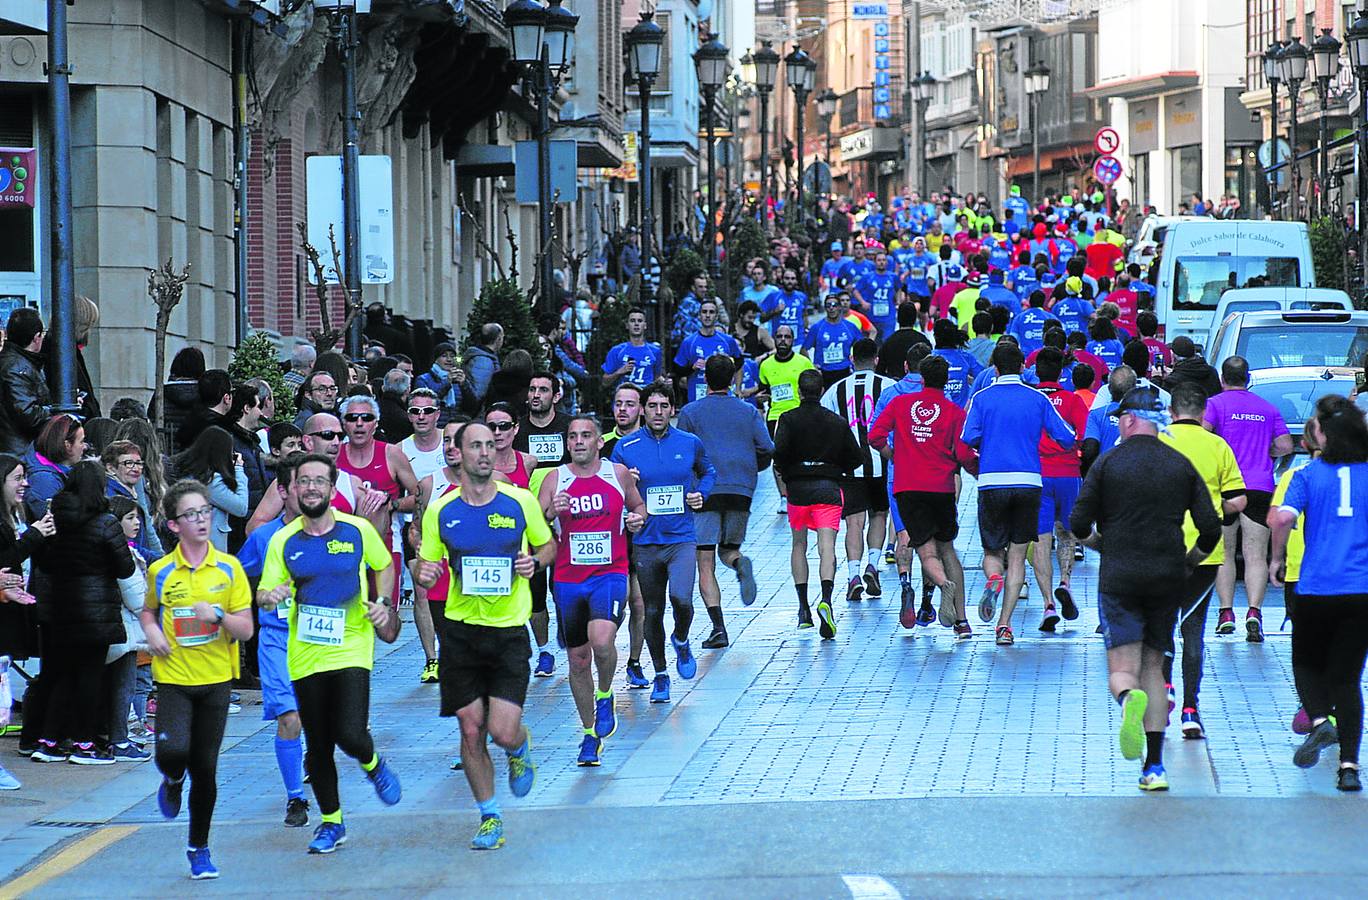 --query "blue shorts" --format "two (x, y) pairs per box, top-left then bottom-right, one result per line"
(1037, 476), (1081, 535)
(257, 624), (298, 720)
(553, 573), (628, 648)
(887, 468), (903, 532)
